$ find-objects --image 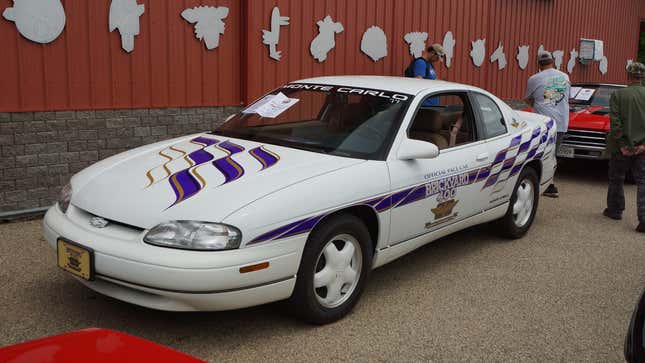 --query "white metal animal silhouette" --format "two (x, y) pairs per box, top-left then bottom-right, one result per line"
(109, 0), (145, 53)
(262, 7), (289, 60)
(310, 15), (343, 62)
(567, 49), (578, 73)
(517, 45), (529, 70)
(361, 26), (387, 62)
(599, 56), (608, 75)
(470, 39), (485, 67)
(490, 42), (506, 70)
(553, 50), (564, 70)
(3, 0), (66, 44)
(181, 6), (229, 50)
(442, 31), (456, 68)
(627, 59), (634, 70)
(403, 32), (427, 58)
